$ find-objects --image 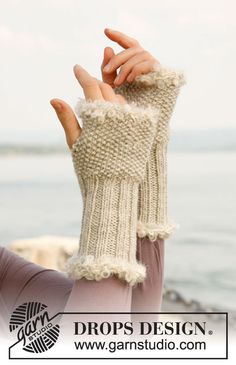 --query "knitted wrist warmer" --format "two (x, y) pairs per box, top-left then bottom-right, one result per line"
(114, 65), (186, 241)
(65, 99), (158, 286)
